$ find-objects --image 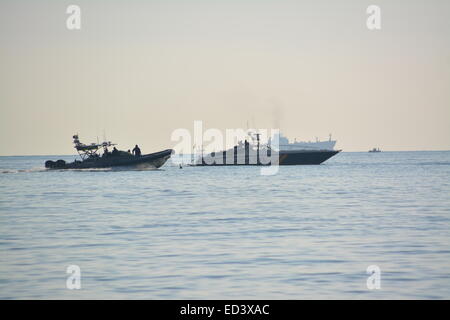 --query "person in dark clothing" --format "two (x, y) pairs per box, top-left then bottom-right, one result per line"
(112, 147), (119, 156)
(132, 145), (141, 156)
